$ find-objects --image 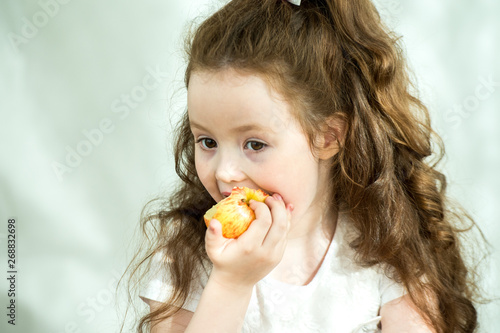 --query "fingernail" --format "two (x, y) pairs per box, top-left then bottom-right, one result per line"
(287, 204), (294, 212)
(209, 219), (219, 230)
(274, 193), (283, 201)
